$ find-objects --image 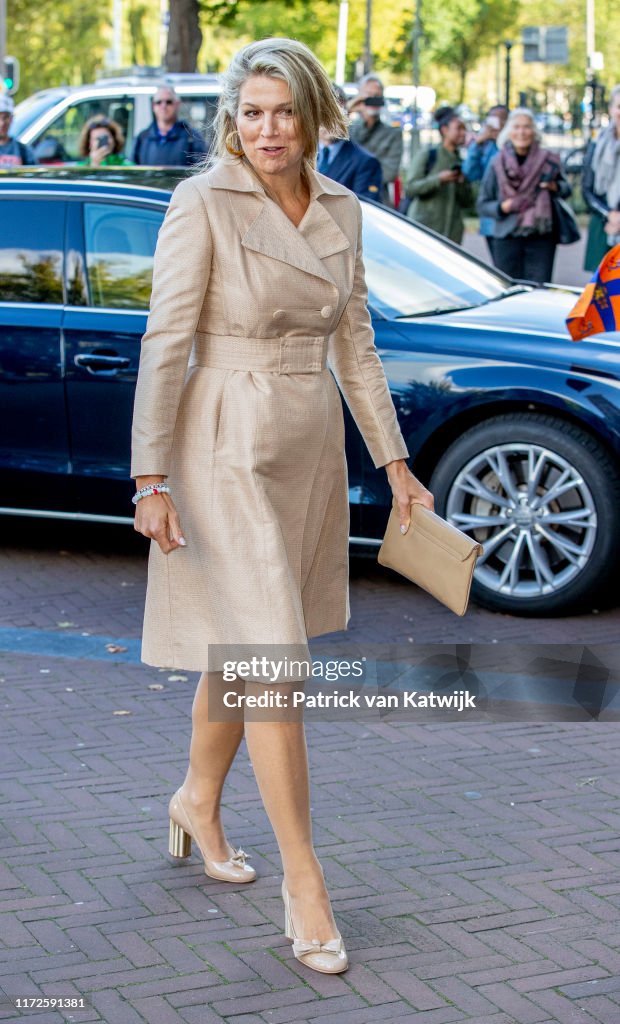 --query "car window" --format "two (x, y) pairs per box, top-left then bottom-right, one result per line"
(12, 92), (65, 137)
(84, 202), (164, 310)
(177, 93), (219, 143)
(362, 202), (507, 318)
(0, 199), (64, 304)
(38, 97), (135, 162)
